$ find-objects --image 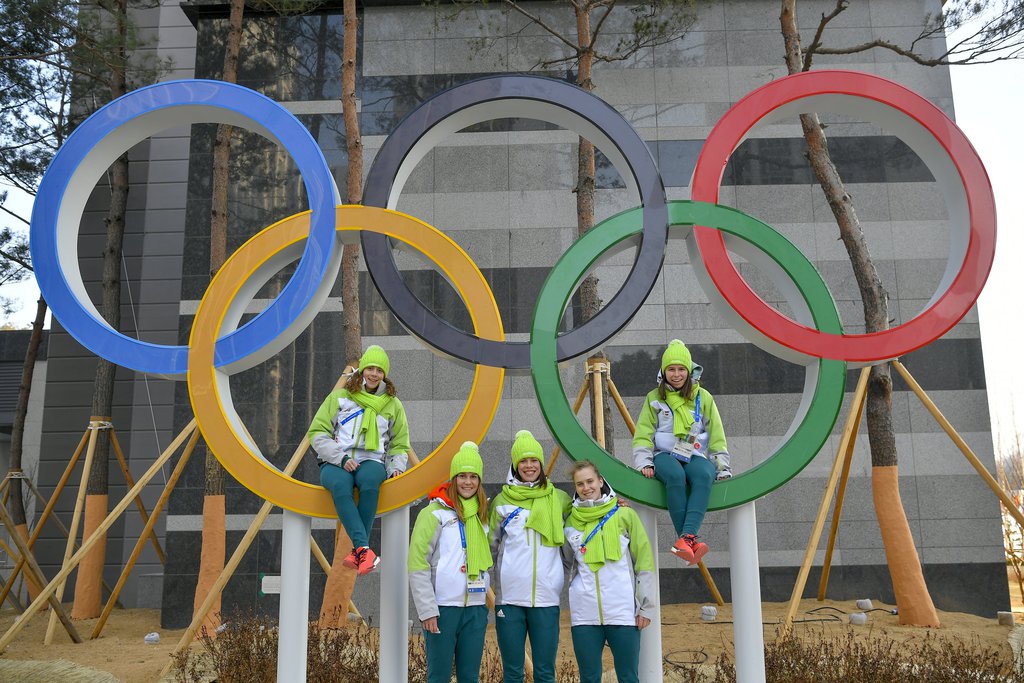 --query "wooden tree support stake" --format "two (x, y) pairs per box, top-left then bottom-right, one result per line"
(0, 430), (89, 609)
(892, 360), (1024, 529)
(782, 366), (871, 637)
(0, 469), (123, 611)
(90, 427), (202, 639)
(161, 430), (317, 677)
(109, 428), (167, 564)
(0, 419), (197, 653)
(0, 502), (82, 643)
(45, 417), (103, 644)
